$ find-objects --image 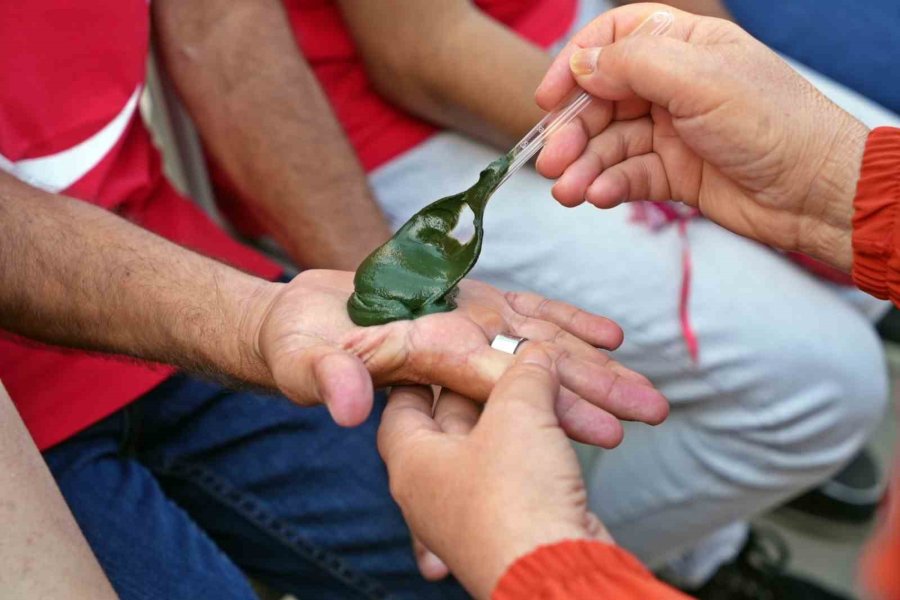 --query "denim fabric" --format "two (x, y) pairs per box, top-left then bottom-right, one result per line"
(44, 374), (468, 600)
(723, 0), (900, 115)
